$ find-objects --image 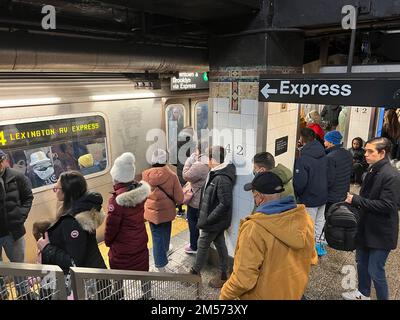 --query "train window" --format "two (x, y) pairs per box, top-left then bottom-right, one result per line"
(0, 114), (108, 190)
(195, 101), (208, 140)
(166, 104), (185, 164)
